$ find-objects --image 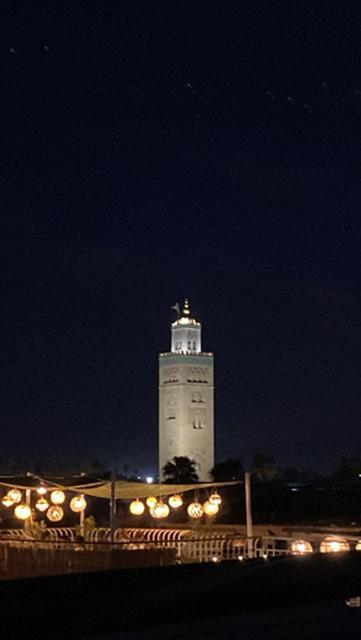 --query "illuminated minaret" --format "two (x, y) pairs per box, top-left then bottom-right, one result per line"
(159, 300), (214, 481)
